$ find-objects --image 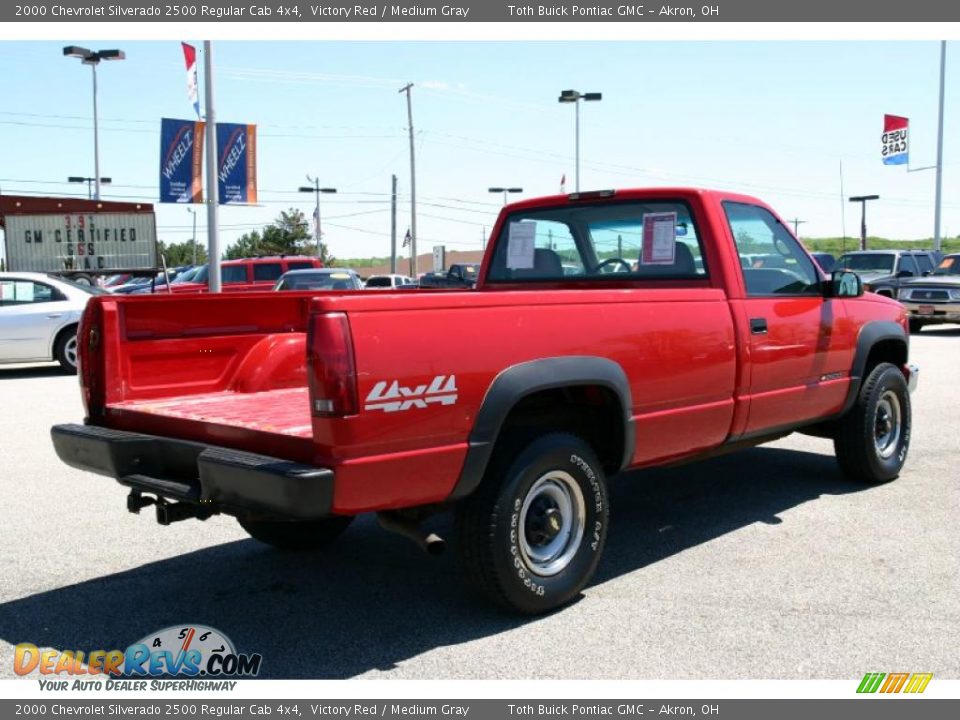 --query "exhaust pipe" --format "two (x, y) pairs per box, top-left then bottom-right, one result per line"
(377, 511), (446, 555)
